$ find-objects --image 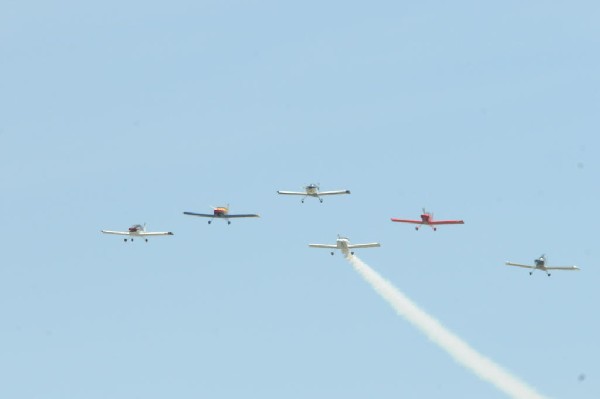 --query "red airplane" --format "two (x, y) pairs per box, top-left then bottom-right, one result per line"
(391, 209), (464, 231)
